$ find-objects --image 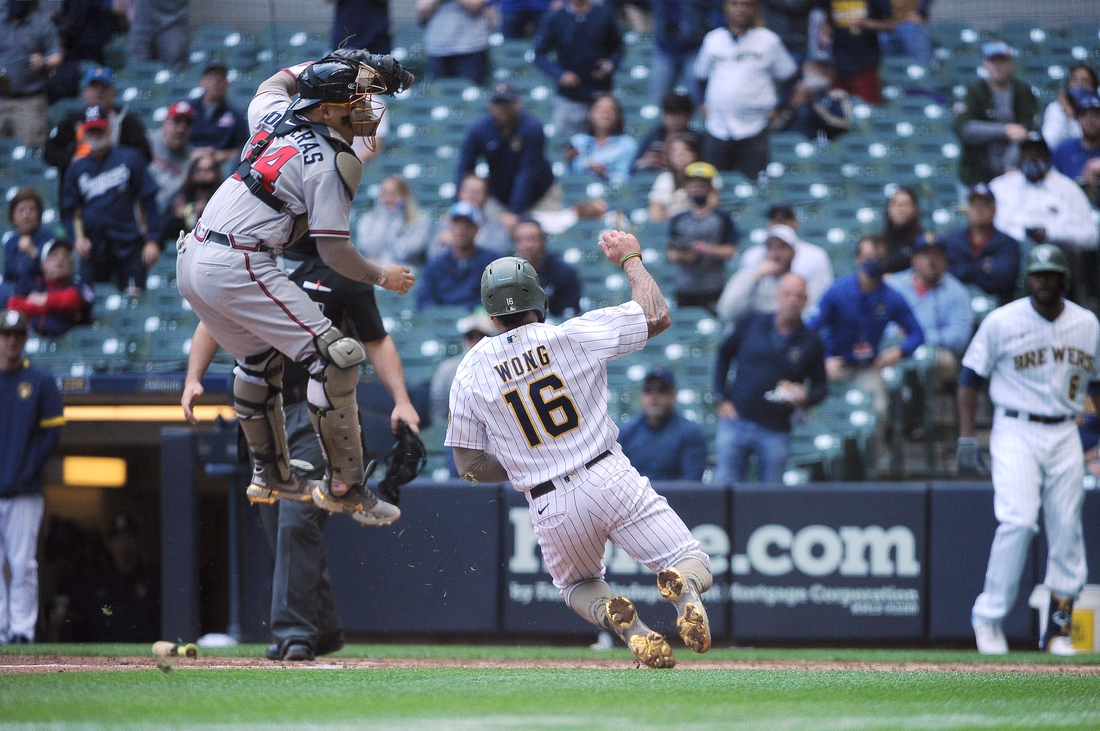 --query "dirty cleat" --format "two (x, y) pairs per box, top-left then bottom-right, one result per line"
(605, 596), (675, 669)
(311, 479), (400, 526)
(245, 464), (314, 504)
(657, 567), (711, 653)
